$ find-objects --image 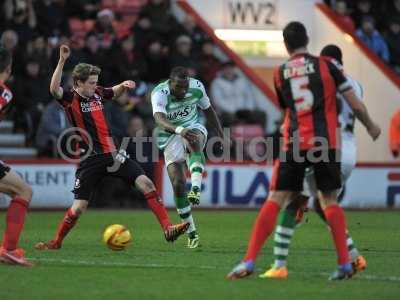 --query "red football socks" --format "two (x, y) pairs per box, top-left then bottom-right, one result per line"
(54, 208), (79, 245)
(324, 204), (350, 265)
(244, 200), (280, 261)
(144, 191), (171, 230)
(2, 197), (29, 251)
